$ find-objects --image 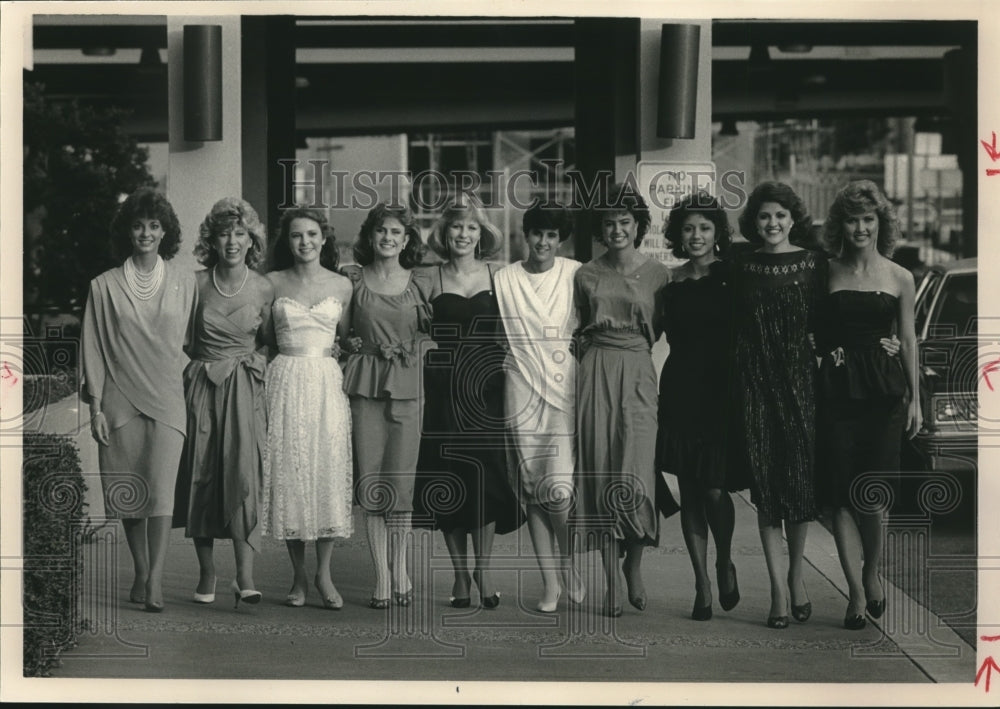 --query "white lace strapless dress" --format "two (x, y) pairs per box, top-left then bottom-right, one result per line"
(262, 296), (353, 540)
